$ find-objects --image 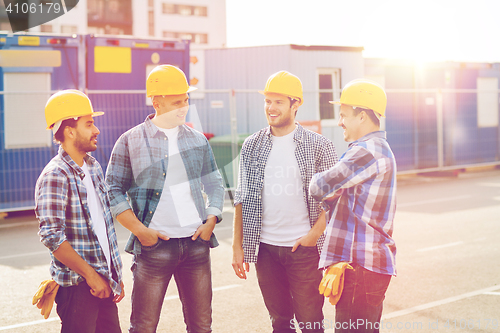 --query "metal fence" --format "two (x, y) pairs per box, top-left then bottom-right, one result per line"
(1, 88), (499, 211)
